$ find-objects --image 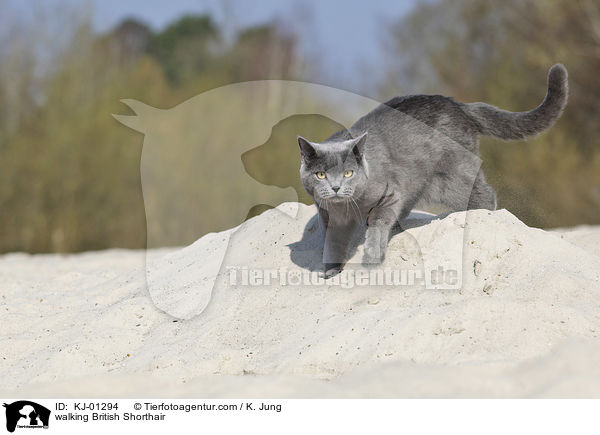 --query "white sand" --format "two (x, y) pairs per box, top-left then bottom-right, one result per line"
(1, 204), (600, 398)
